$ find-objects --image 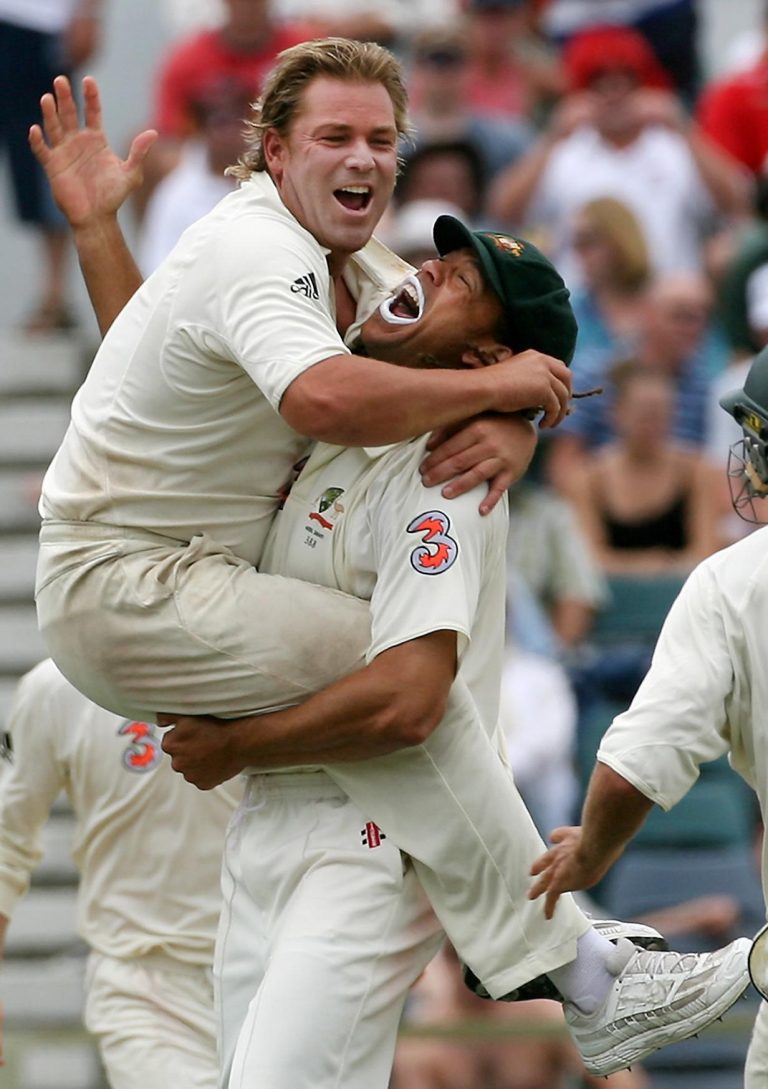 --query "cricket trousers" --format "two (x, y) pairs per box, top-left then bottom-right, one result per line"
(37, 523), (590, 998)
